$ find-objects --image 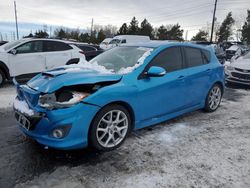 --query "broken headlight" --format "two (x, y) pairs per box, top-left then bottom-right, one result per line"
(38, 91), (90, 109)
